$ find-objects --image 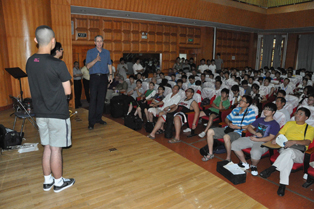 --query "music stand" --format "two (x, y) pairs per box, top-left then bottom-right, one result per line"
(5, 67), (28, 102)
